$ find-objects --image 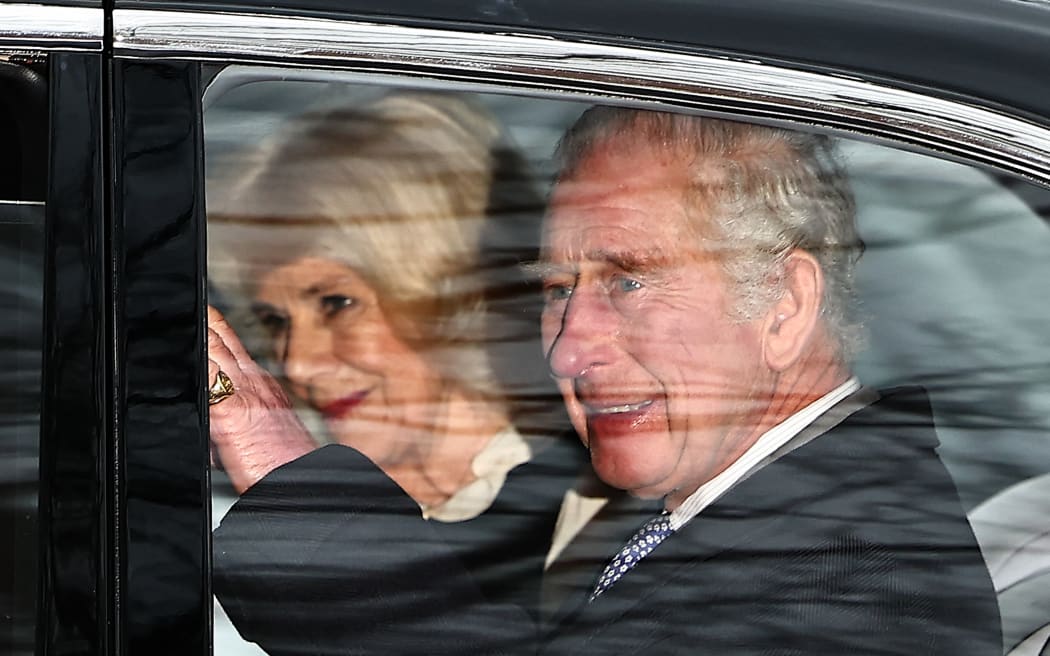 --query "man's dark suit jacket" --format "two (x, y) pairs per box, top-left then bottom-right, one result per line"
(213, 388), (1001, 655)
(541, 388), (1001, 655)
